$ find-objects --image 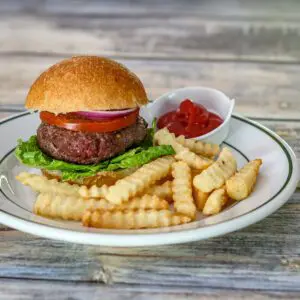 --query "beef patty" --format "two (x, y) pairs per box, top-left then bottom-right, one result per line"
(37, 117), (147, 164)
